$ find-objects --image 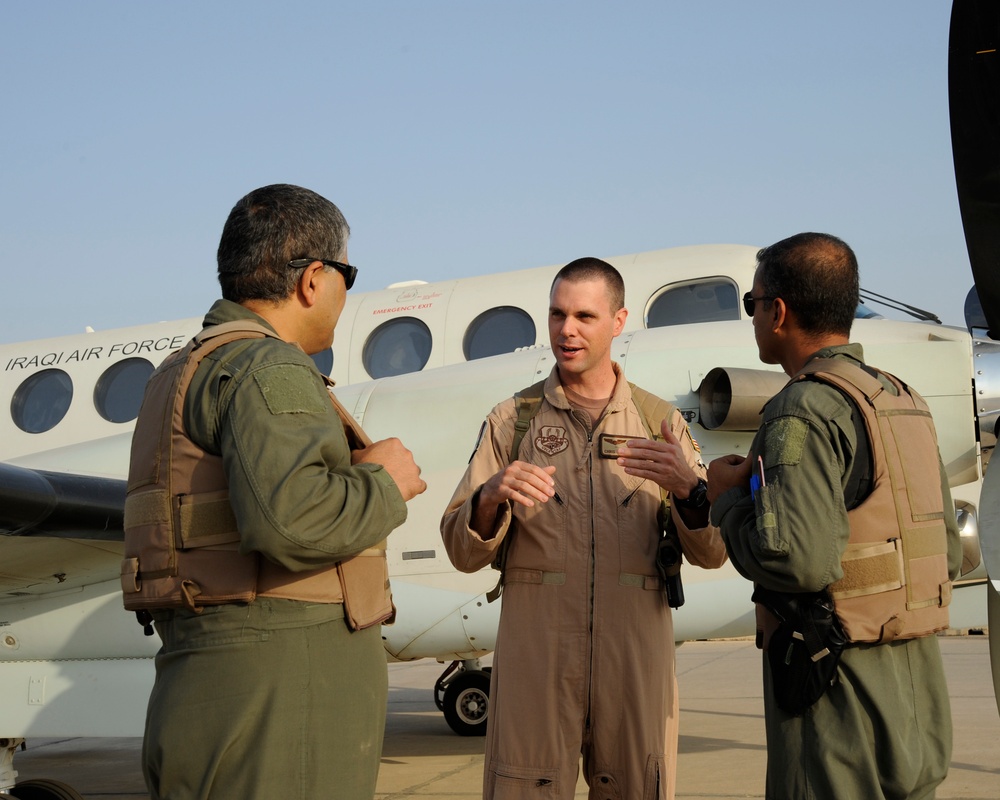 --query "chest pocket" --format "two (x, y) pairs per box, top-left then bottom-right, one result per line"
(616, 473), (661, 574)
(508, 434), (569, 573)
